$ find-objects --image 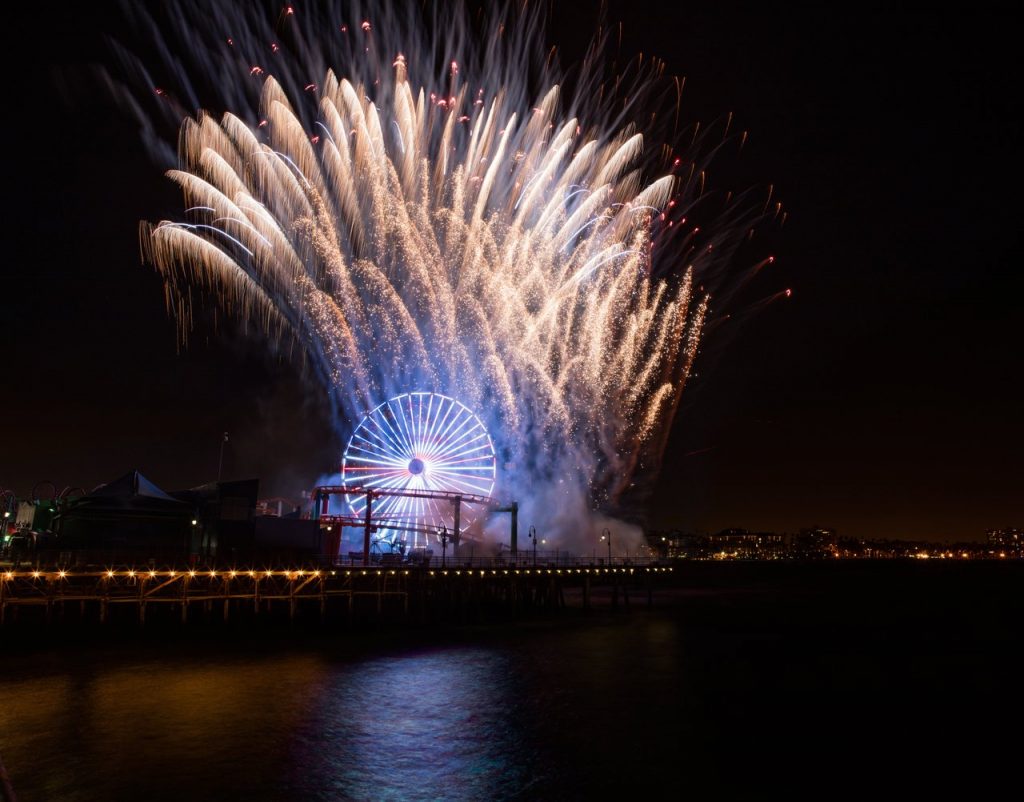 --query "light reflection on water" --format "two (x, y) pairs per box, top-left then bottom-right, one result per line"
(0, 618), (683, 801)
(286, 651), (523, 800)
